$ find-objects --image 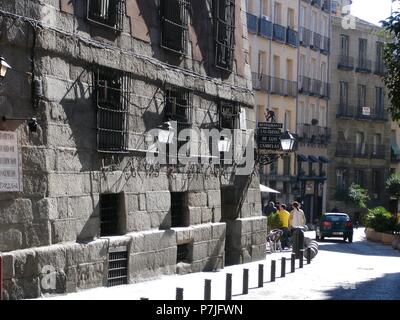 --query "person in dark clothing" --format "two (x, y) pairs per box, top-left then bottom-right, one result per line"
(263, 201), (277, 216)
